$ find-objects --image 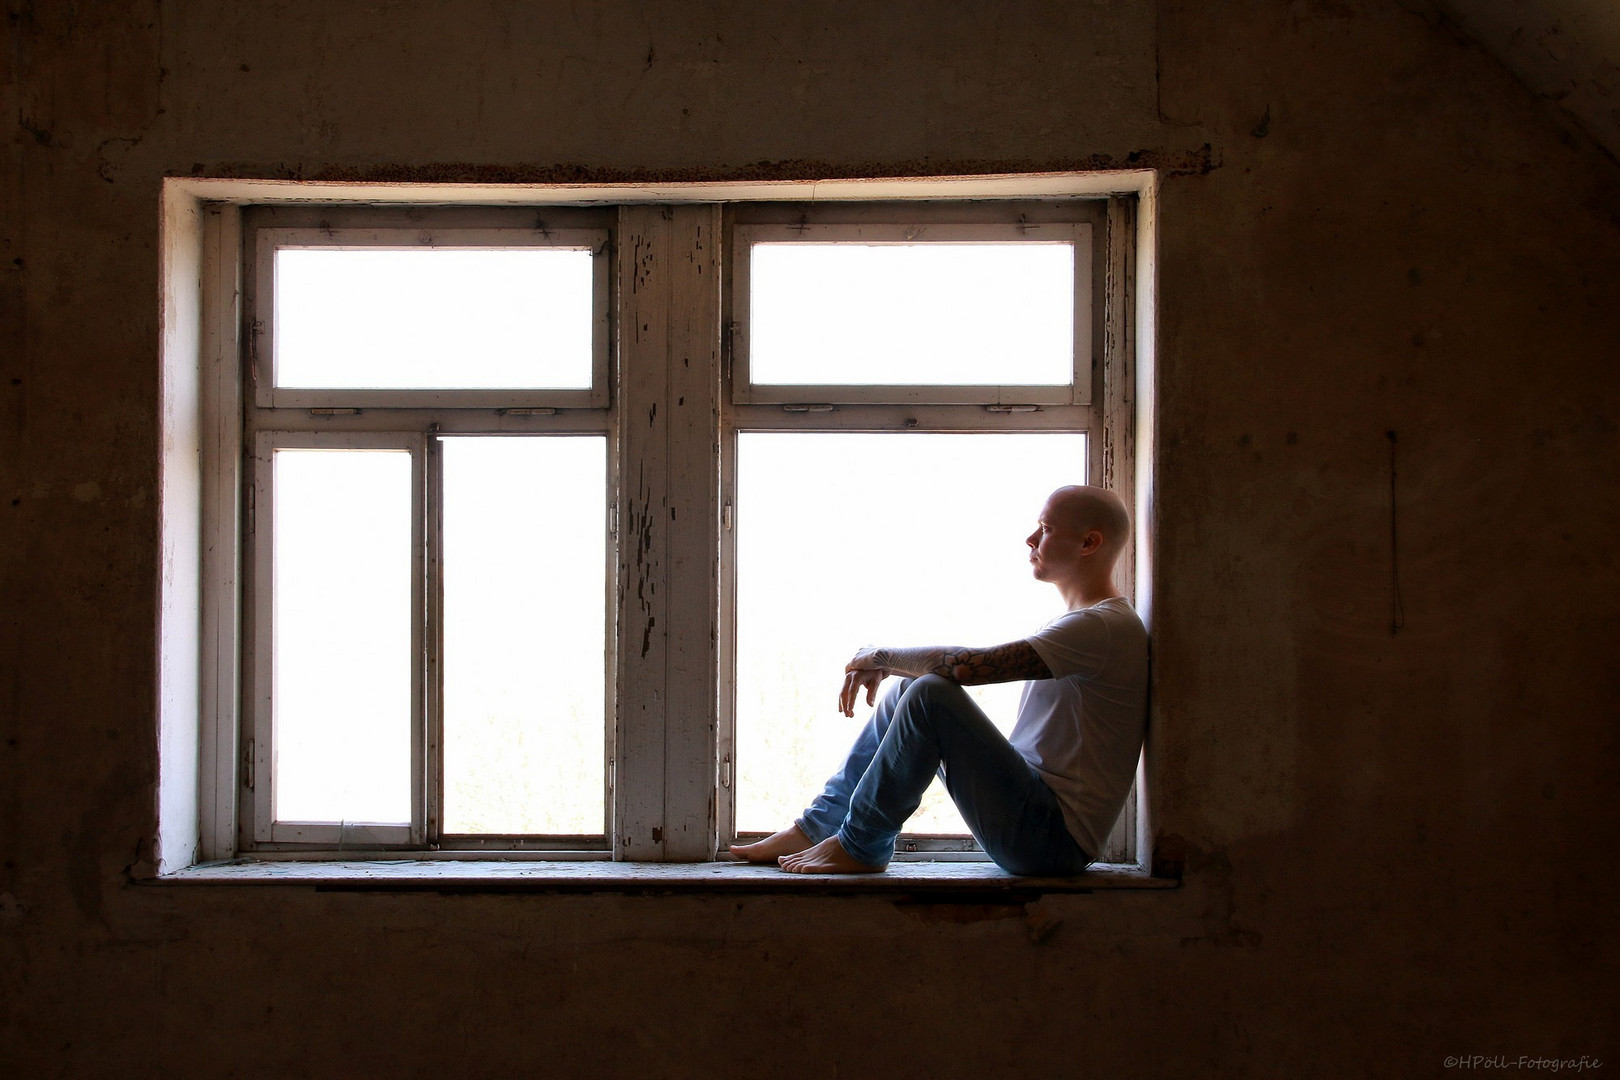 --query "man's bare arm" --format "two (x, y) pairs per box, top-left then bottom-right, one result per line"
(860, 641), (1054, 684)
(840, 640), (1054, 716)
(933, 641), (1053, 685)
